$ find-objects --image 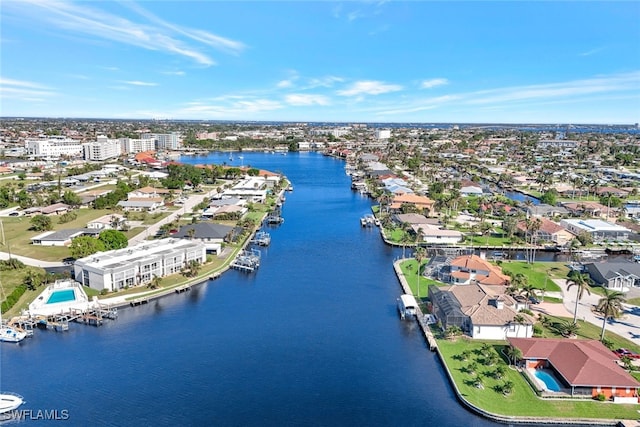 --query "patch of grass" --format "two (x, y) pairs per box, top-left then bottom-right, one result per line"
(438, 338), (639, 420)
(499, 261), (564, 293)
(466, 235), (513, 246)
(1, 209), (117, 261)
(537, 314), (640, 353)
(398, 259), (441, 299)
(626, 297), (640, 306)
(542, 296), (563, 304)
